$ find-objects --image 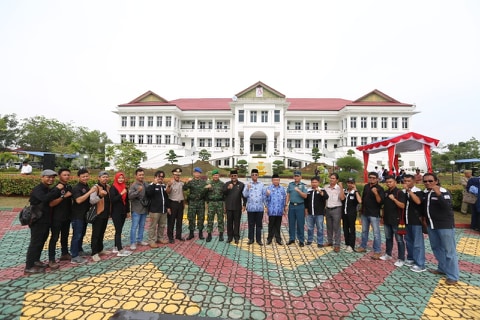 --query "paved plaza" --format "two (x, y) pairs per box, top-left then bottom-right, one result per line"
(0, 206), (479, 320)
